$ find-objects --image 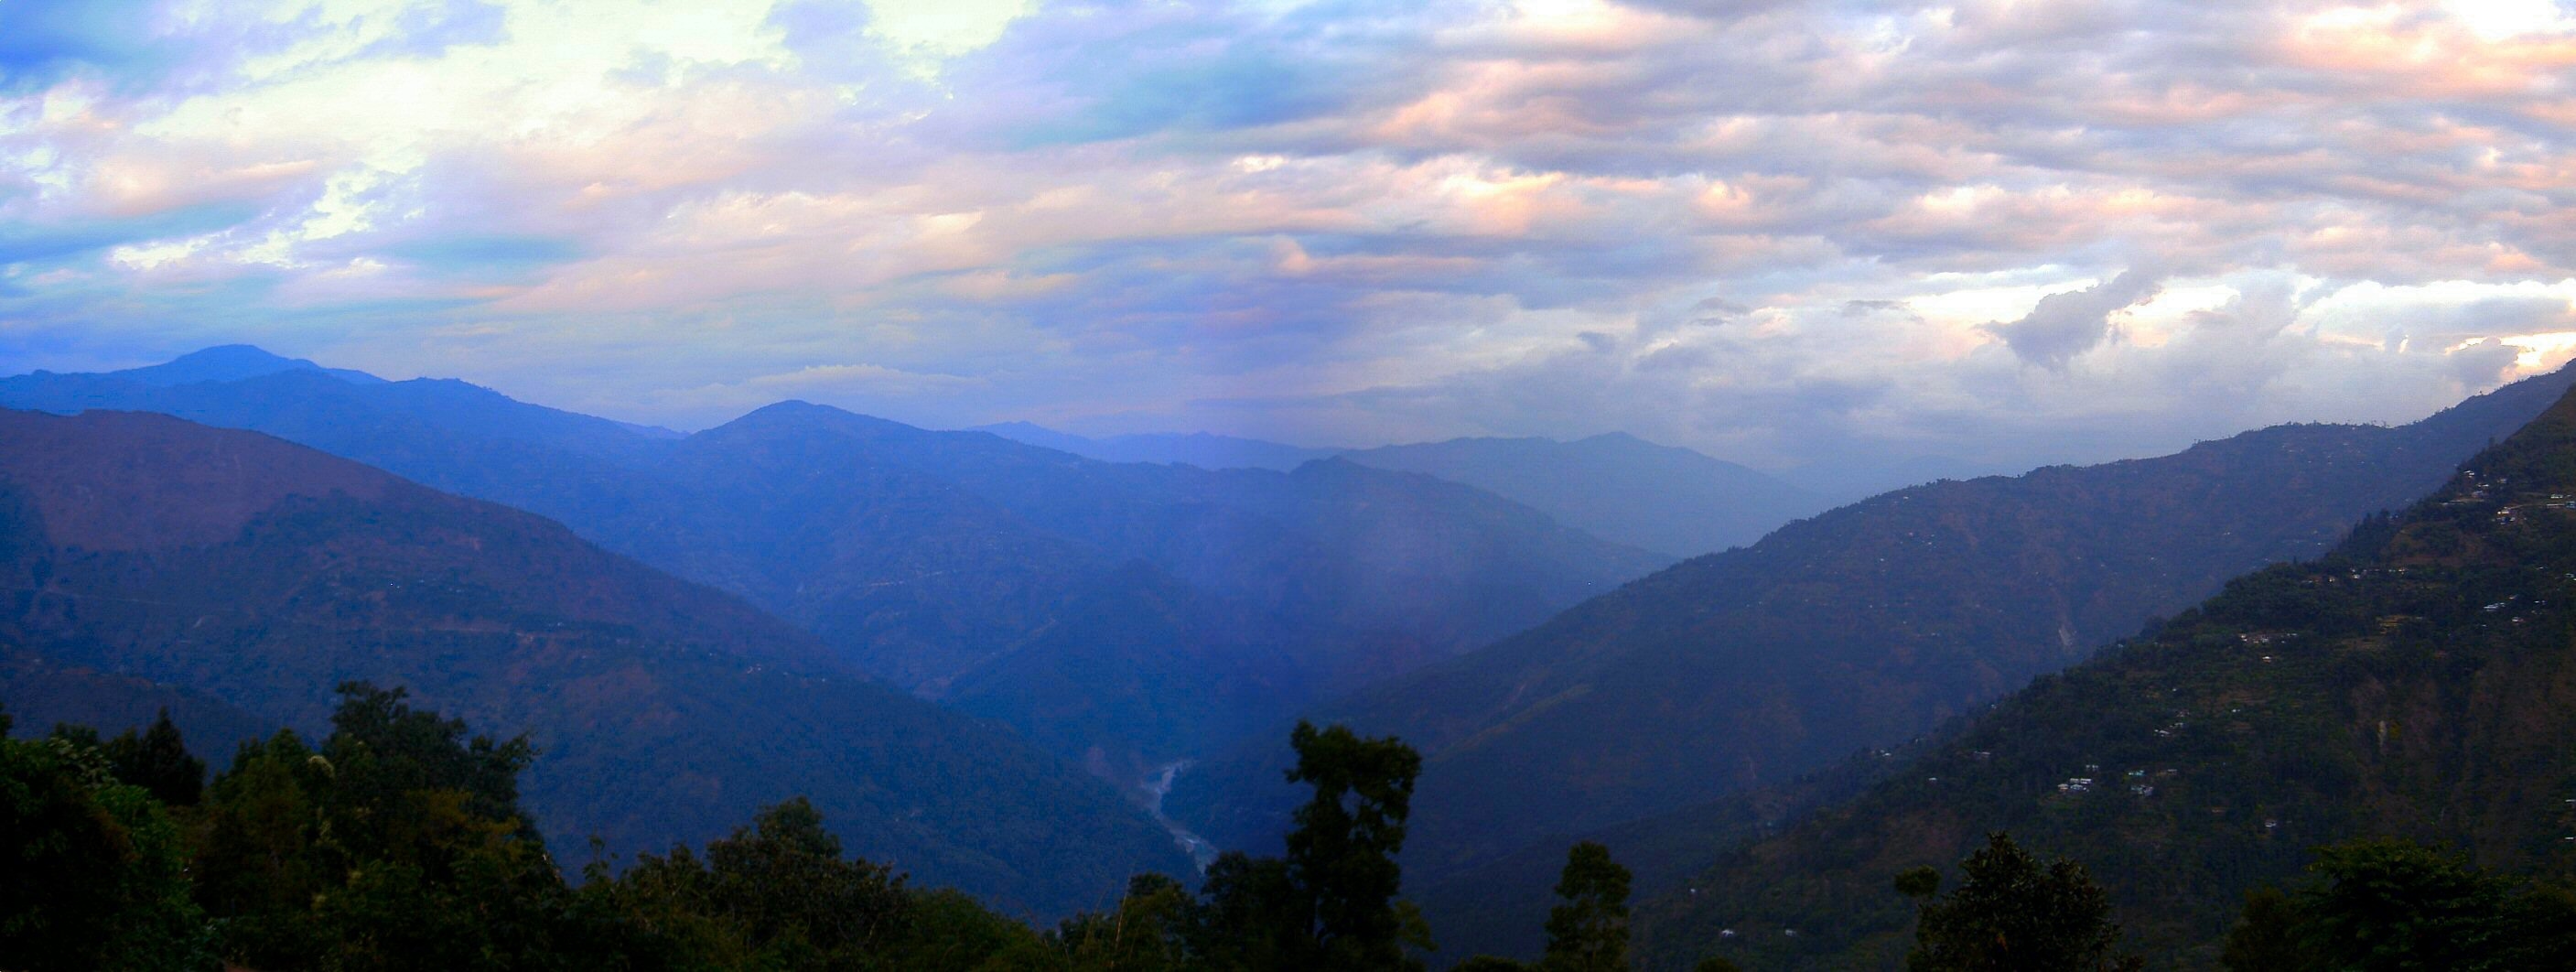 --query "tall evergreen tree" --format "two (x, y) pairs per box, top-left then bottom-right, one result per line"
(1542, 841), (1632, 972)
(1283, 720), (1427, 971)
(1191, 721), (1429, 970)
(102, 708), (204, 806)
